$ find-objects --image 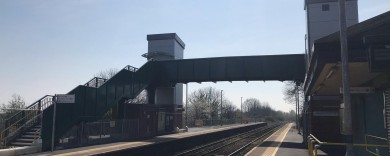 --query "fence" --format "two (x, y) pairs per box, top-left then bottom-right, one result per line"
(57, 119), (139, 149)
(186, 118), (266, 127)
(308, 134), (389, 156)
